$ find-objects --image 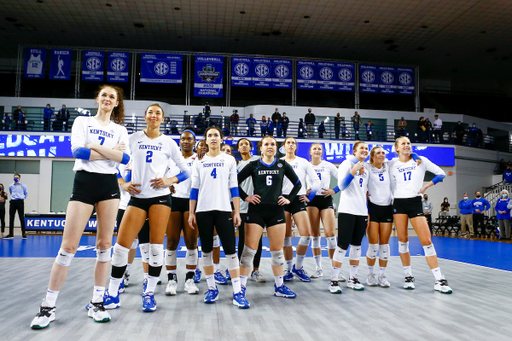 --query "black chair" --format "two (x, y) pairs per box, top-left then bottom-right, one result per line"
(447, 215), (461, 236)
